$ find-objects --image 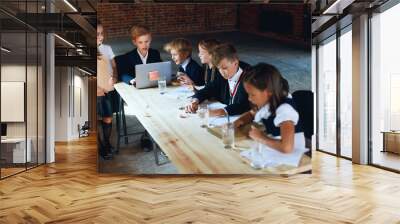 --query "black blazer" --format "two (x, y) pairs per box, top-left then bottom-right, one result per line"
(117, 48), (162, 84)
(203, 65), (221, 85)
(193, 64), (251, 116)
(179, 58), (204, 86)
